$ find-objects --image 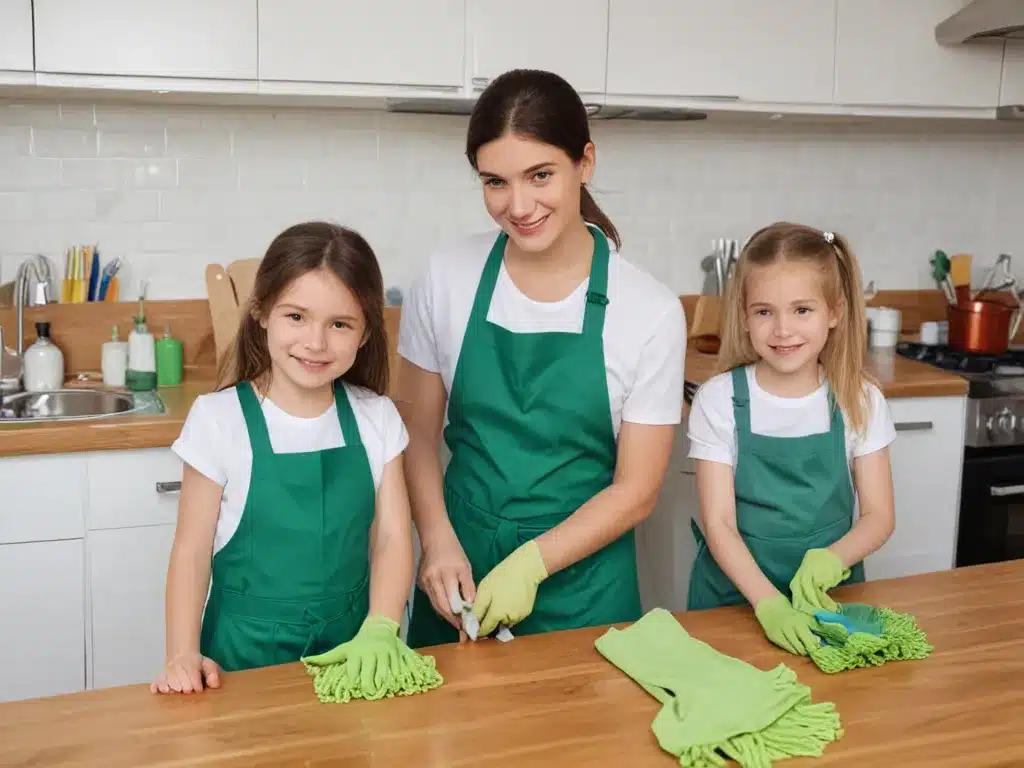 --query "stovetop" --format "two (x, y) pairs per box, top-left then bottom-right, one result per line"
(896, 342), (1024, 398)
(896, 341), (1024, 448)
